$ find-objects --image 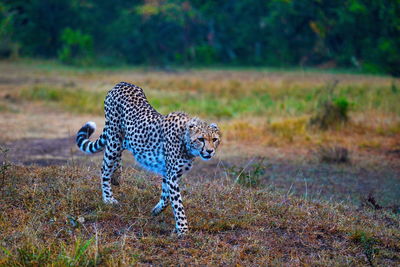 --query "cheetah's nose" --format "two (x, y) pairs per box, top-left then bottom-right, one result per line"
(206, 149), (214, 154)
